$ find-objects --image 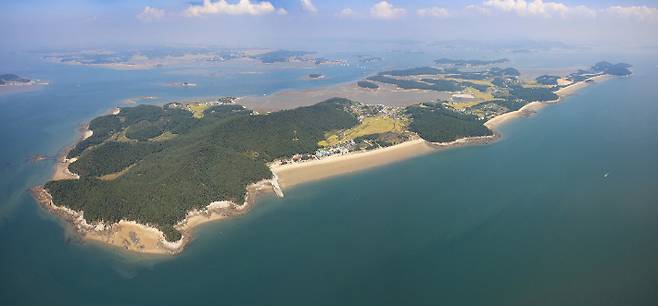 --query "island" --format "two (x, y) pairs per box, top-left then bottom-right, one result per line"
(32, 61), (631, 254)
(357, 80), (379, 89)
(306, 73), (325, 80)
(42, 48), (347, 70)
(0, 73), (48, 94)
(435, 58), (509, 66)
